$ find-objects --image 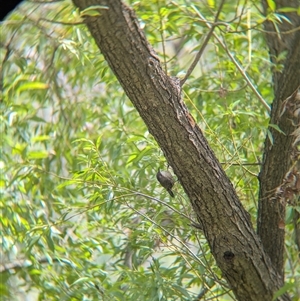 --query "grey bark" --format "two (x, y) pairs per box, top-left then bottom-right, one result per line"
(72, 0), (297, 300)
